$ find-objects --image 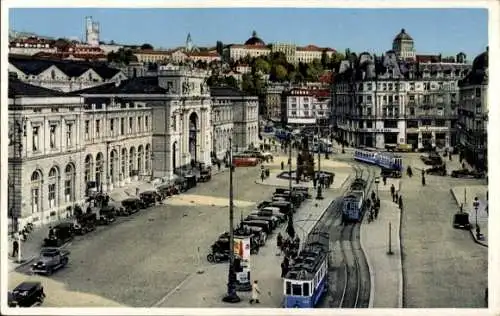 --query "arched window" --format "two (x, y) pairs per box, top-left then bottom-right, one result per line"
(145, 144), (151, 172)
(64, 164), (75, 202)
(129, 147), (136, 177)
(84, 154), (93, 183)
(137, 145), (144, 175)
(121, 148), (127, 179)
(48, 167), (59, 209)
(31, 170), (42, 213)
